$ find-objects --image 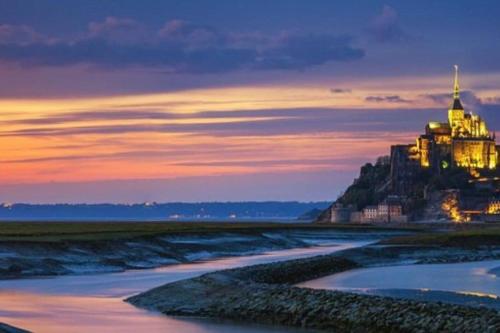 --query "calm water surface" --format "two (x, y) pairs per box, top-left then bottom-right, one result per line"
(298, 260), (500, 298)
(0, 240), (371, 333)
